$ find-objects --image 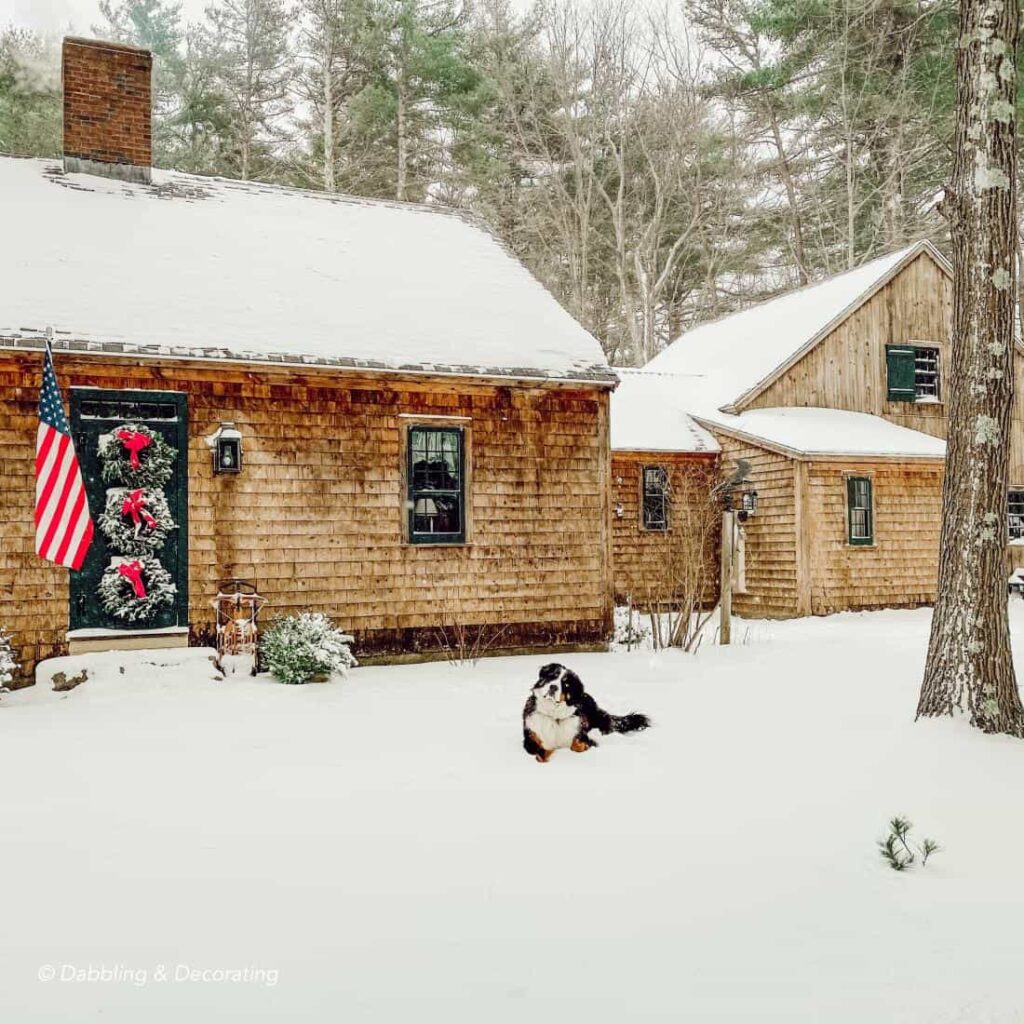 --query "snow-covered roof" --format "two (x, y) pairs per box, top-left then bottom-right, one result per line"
(645, 241), (948, 411)
(694, 407), (947, 460)
(610, 369), (720, 453)
(0, 157), (614, 385)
